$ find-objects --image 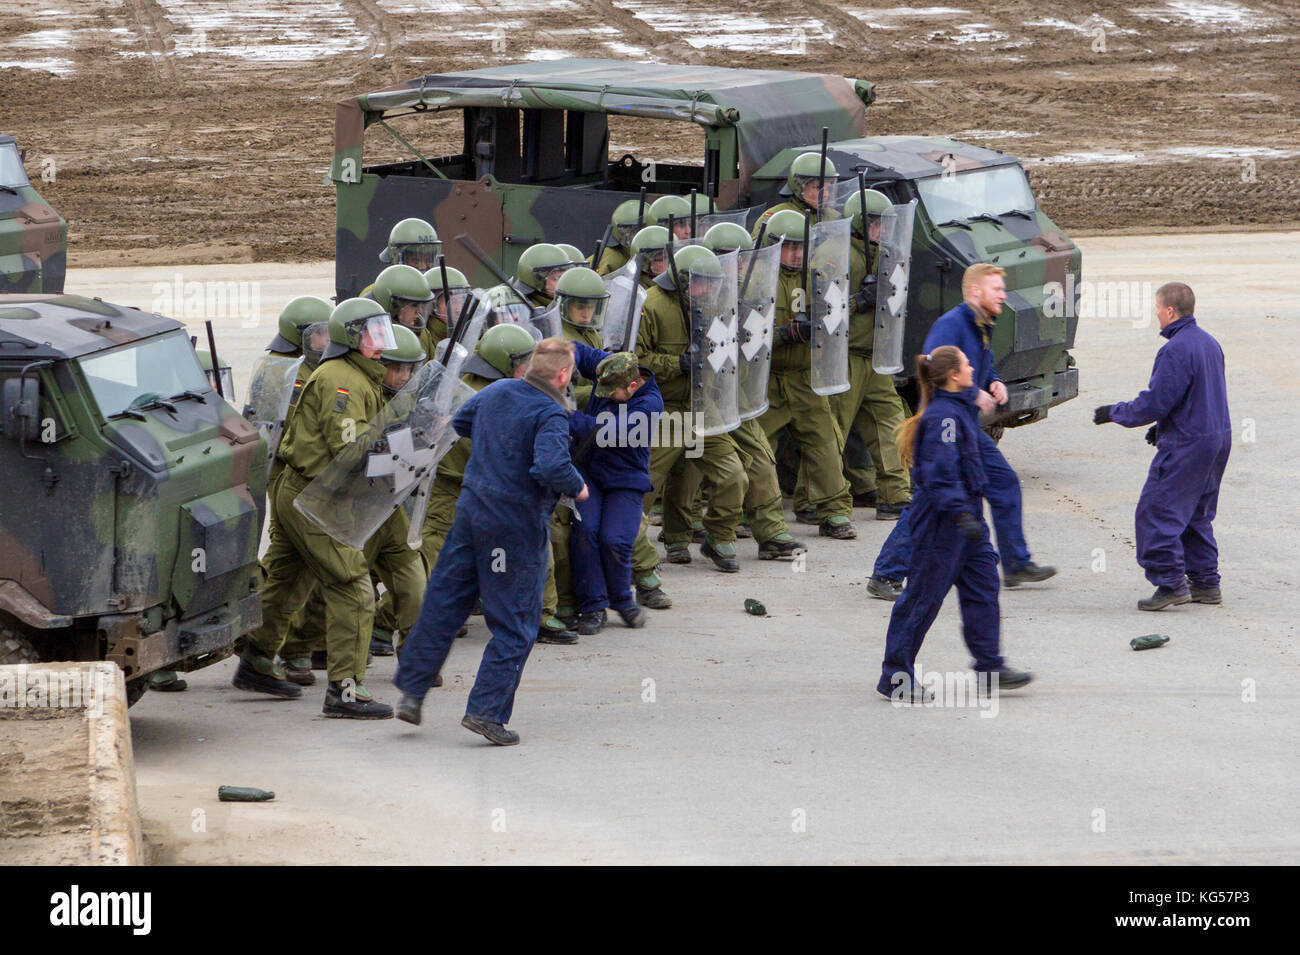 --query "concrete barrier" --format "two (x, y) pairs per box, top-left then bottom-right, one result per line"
(0, 662), (142, 865)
